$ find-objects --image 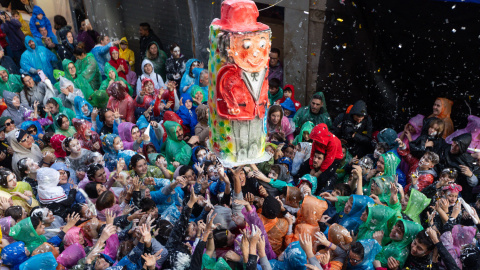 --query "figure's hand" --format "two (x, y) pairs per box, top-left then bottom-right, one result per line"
(228, 108), (240, 115)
